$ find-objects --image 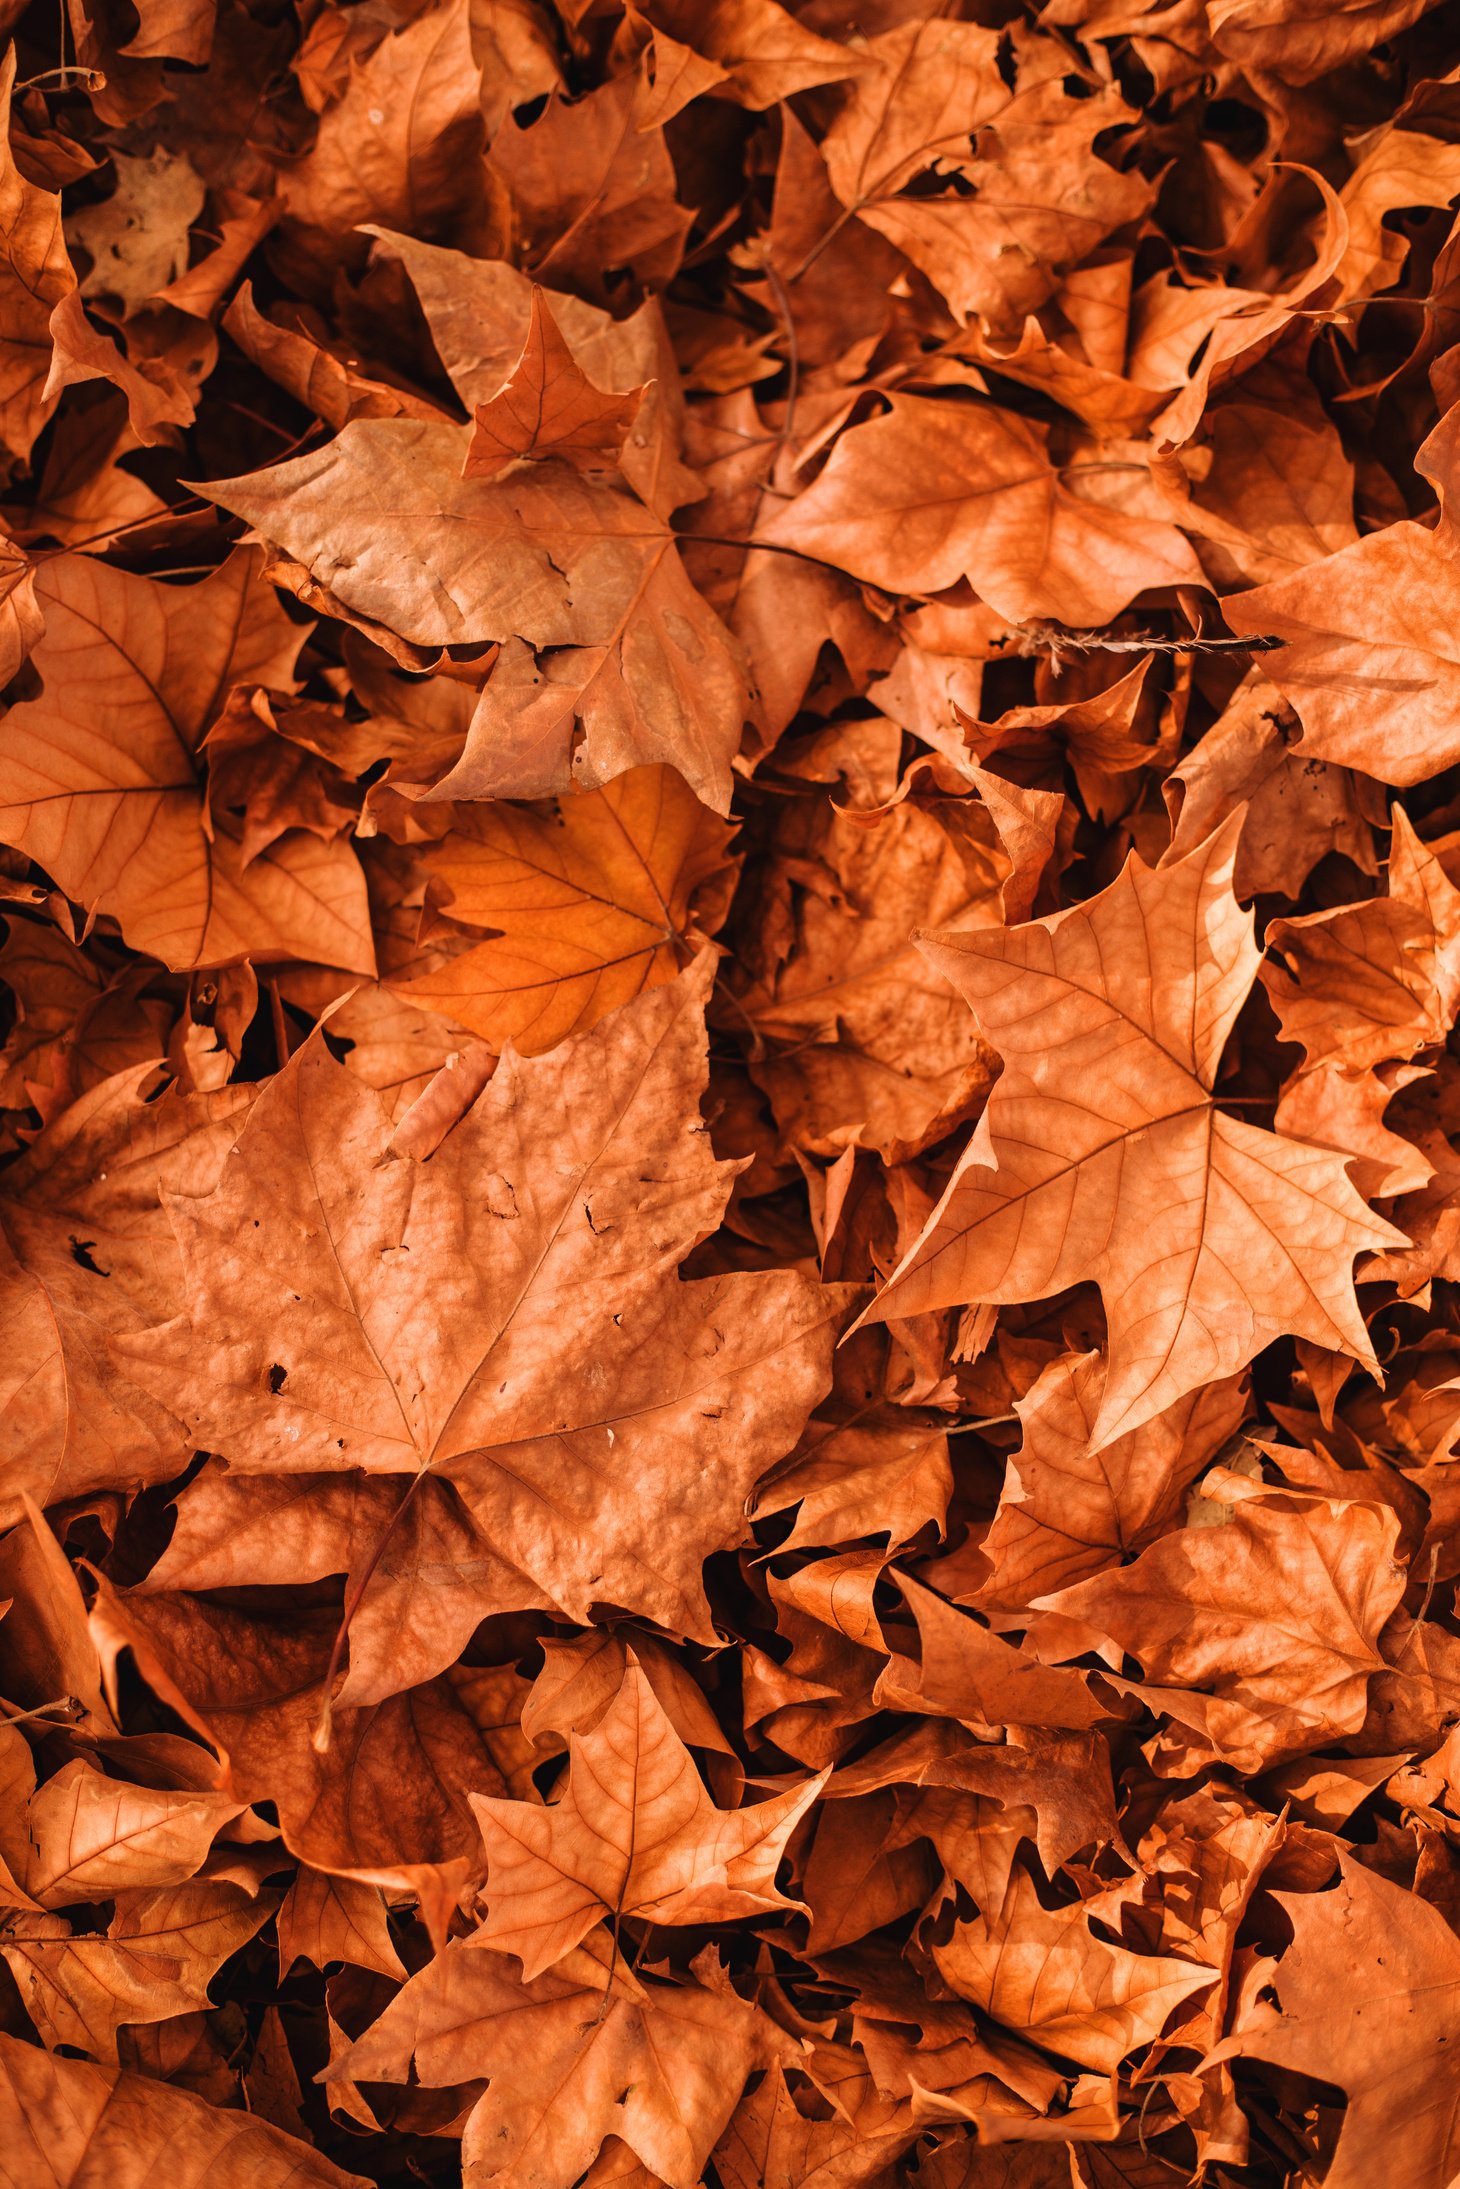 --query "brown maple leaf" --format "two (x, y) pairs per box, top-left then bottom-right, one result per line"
(0, 1066), (250, 1523)
(488, 70), (692, 301)
(759, 395), (1201, 627)
(2, 1880), (275, 2060)
(401, 764), (738, 1054)
(933, 1863), (1216, 2074)
(0, 2031), (370, 2187)
(866, 825), (1403, 1443)
(94, 1578), (509, 1917)
(975, 1351), (1248, 1615)
(1226, 407), (1460, 786)
(470, 1658), (823, 1978)
(723, 734), (1004, 1160)
(1208, 1851), (1460, 2189)
(123, 964), (849, 1639)
(1043, 1465), (1408, 1772)
(278, 0), (494, 280)
(19, 1760), (245, 1906)
(1261, 805), (1460, 1193)
(202, 421), (748, 813)
(464, 287), (646, 482)
(276, 1865), (405, 1981)
(139, 1460), (547, 1703)
(818, 18), (1150, 331)
(368, 228), (699, 521)
(327, 1932), (794, 2189)
(0, 51), (77, 471)
(0, 550), (375, 974)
